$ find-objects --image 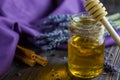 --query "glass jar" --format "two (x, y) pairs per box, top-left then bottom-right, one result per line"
(68, 12), (105, 79)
